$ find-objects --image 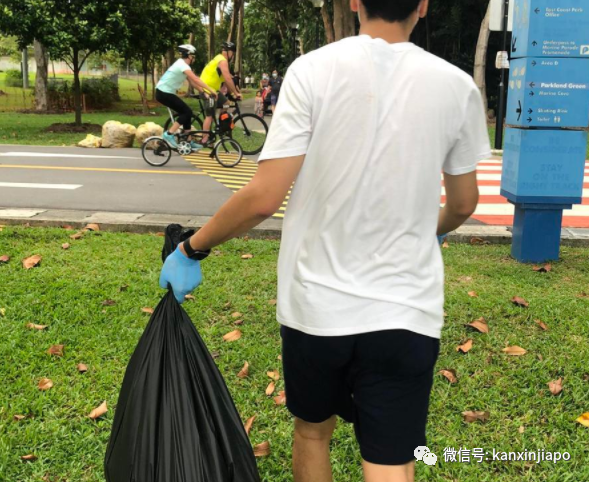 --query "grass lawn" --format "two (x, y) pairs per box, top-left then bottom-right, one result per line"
(1, 226), (588, 481)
